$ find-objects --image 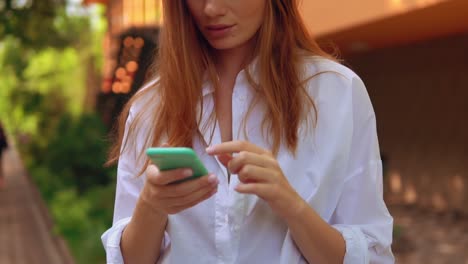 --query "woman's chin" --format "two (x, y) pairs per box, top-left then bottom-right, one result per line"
(207, 39), (243, 51)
